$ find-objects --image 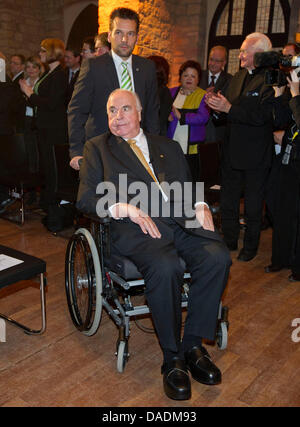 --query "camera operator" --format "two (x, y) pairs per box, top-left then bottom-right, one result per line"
(265, 67), (300, 282)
